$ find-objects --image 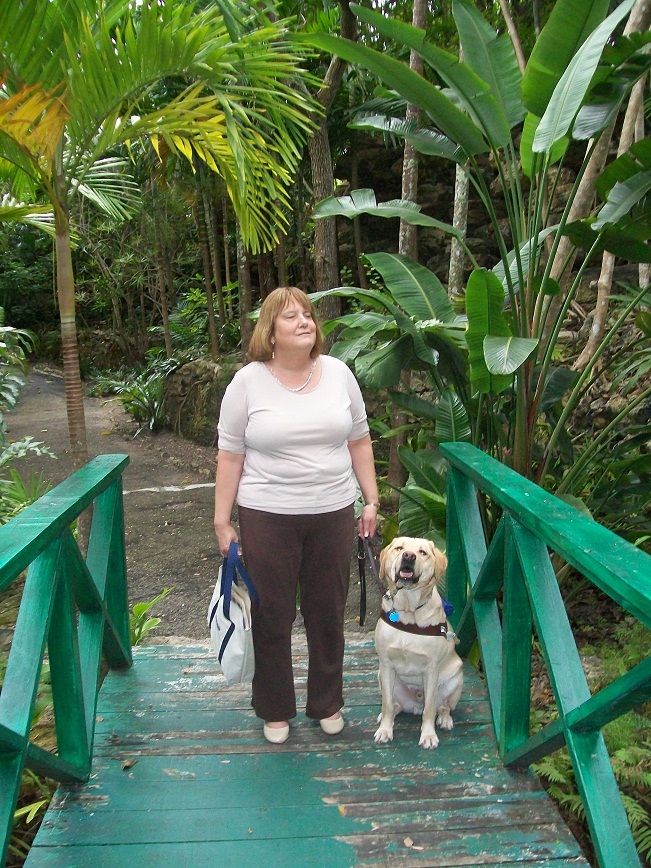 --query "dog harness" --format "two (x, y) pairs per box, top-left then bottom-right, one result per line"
(380, 609), (448, 637)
